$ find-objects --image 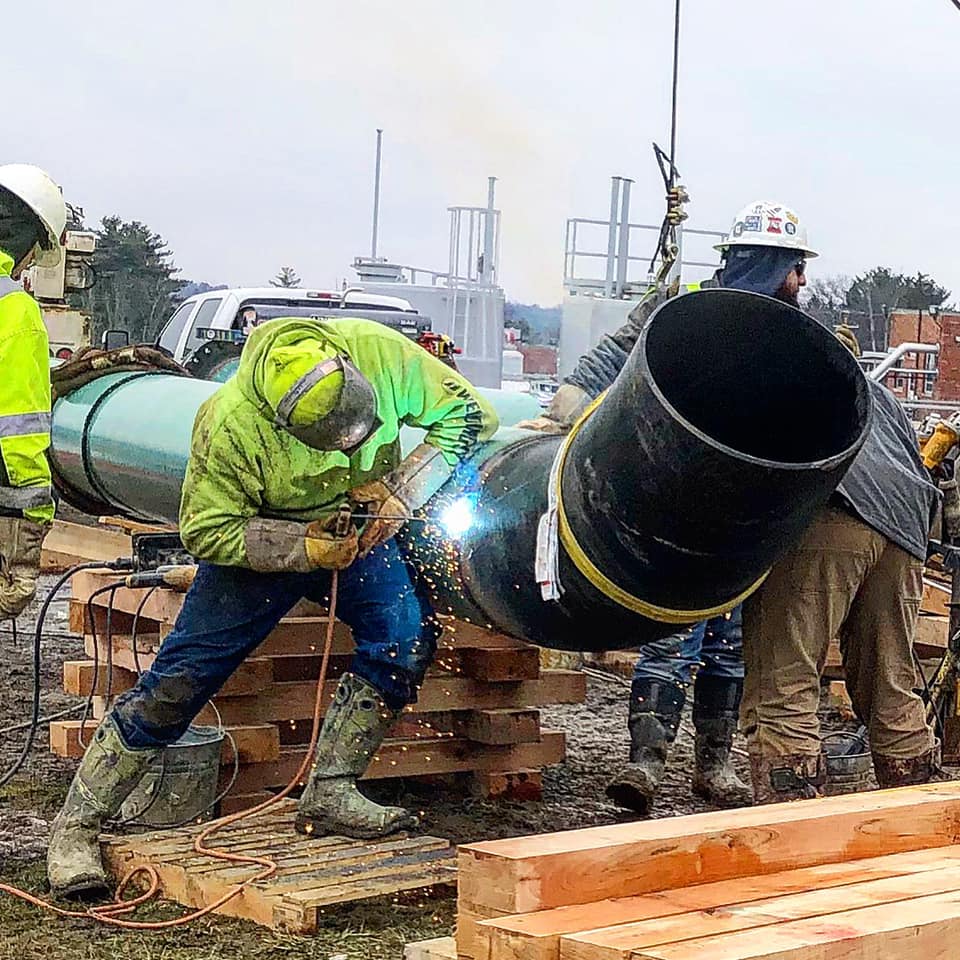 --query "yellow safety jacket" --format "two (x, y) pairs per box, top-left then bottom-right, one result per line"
(0, 249), (54, 525)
